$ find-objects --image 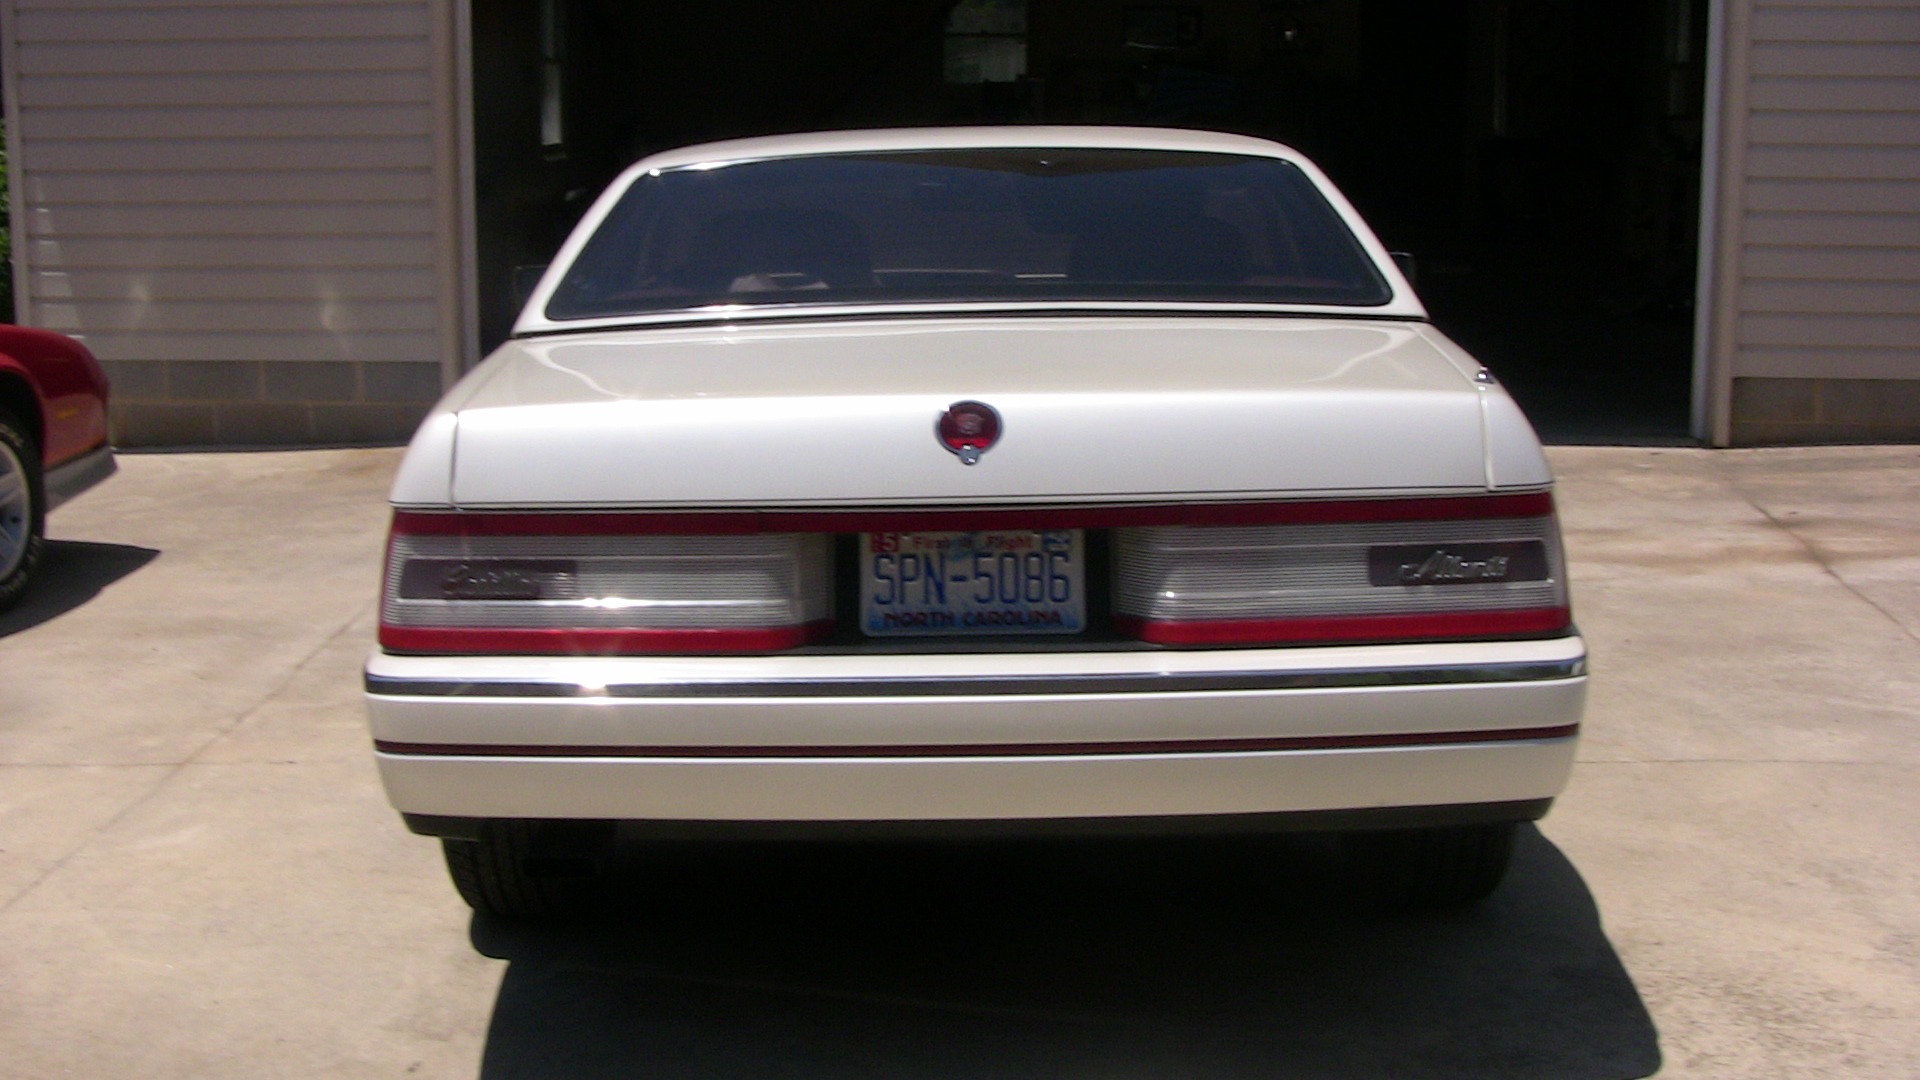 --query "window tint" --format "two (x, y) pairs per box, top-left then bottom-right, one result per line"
(547, 149), (1391, 320)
